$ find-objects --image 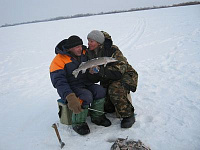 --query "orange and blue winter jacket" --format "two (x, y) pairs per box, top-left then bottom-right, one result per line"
(50, 41), (92, 100)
